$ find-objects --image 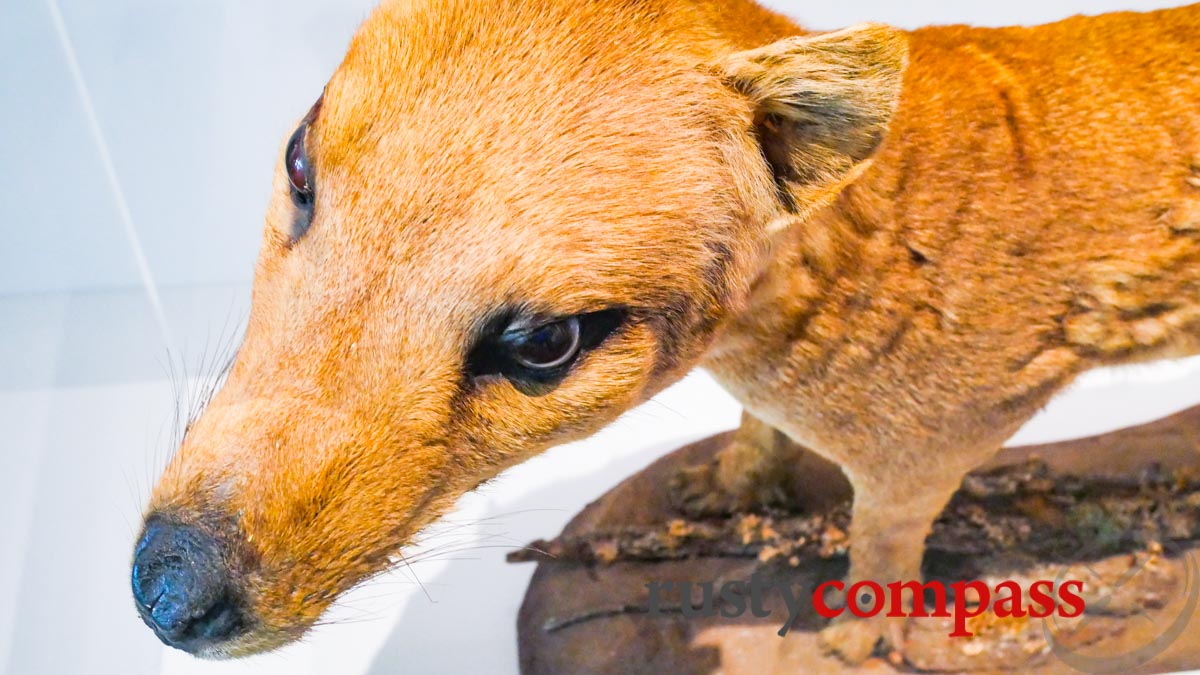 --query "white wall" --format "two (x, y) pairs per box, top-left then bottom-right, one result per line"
(1, 1), (1197, 674)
